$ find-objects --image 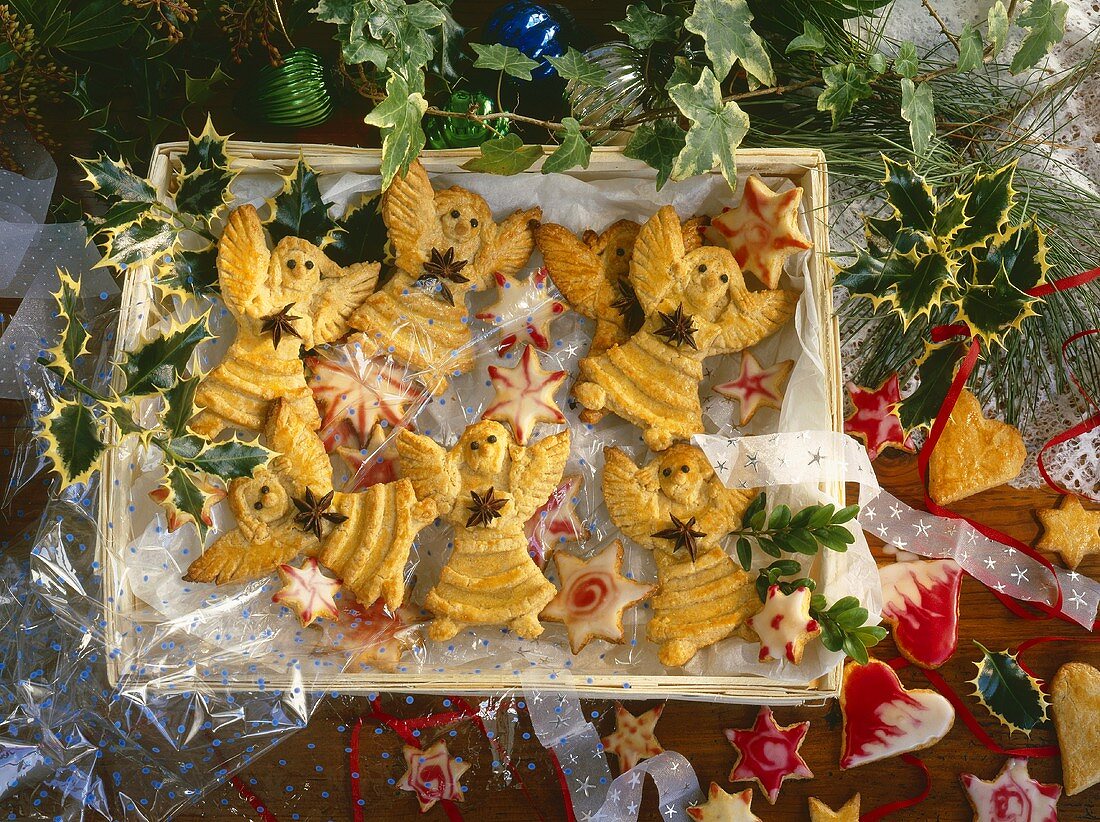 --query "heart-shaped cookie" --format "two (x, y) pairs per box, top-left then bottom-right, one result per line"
(1052, 662), (1100, 795)
(880, 559), (963, 669)
(840, 659), (955, 769)
(928, 389), (1026, 506)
